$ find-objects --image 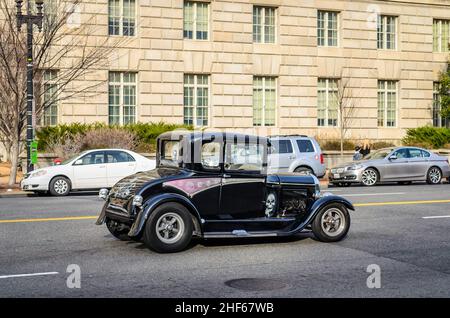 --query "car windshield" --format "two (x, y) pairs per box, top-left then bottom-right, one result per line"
(364, 149), (393, 160)
(159, 140), (181, 167)
(61, 152), (87, 165)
